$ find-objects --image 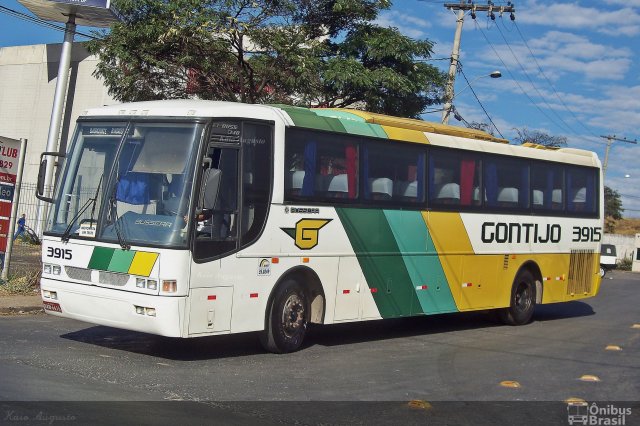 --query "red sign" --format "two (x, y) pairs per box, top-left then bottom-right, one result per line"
(0, 218), (8, 252)
(0, 136), (22, 254)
